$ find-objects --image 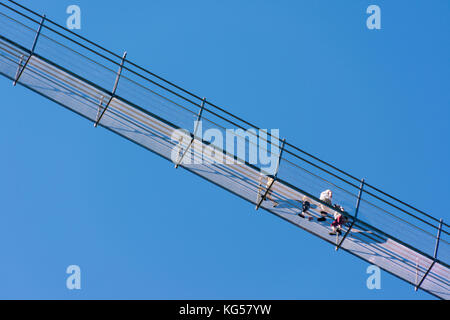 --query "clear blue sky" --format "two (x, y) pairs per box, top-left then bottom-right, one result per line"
(0, 0), (449, 299)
